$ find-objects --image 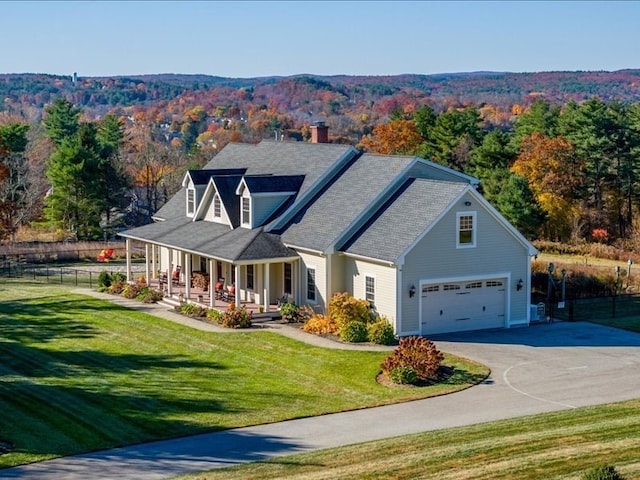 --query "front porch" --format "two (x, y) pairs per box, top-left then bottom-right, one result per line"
(150, 277), (282, 319)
